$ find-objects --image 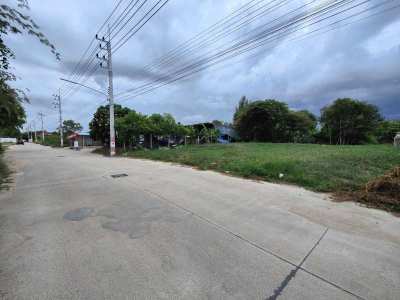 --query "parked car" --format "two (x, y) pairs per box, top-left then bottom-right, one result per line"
(17, 138), (24, 145)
